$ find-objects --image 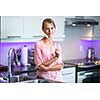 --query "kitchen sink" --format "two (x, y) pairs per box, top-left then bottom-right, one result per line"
(20, 78), (50, 83)
(0, 75), (50, 83)
(0, 72), (63, 83)
(10, 75), (50, 83)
